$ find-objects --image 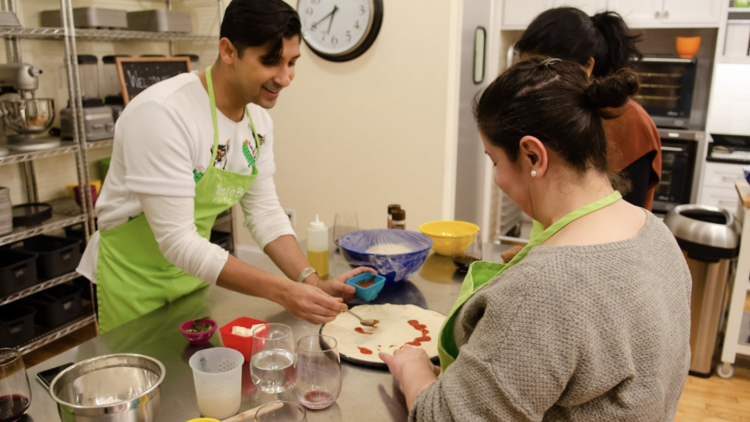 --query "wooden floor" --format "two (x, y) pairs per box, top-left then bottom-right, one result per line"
(20, 295), (750, 421)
